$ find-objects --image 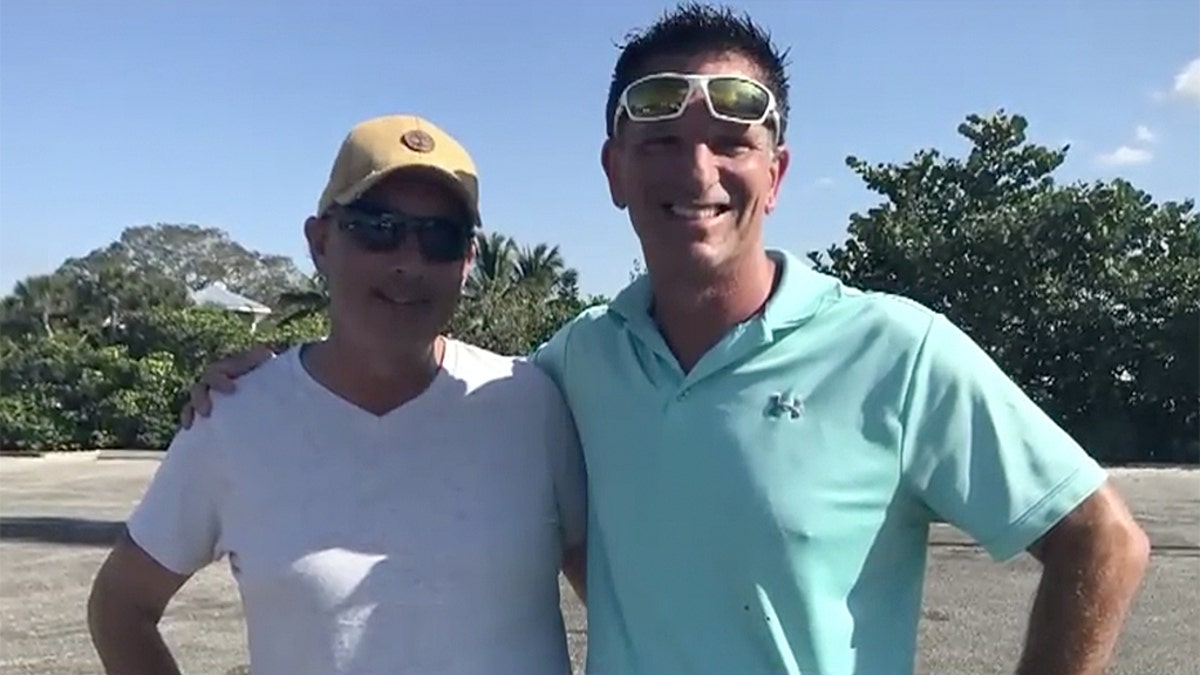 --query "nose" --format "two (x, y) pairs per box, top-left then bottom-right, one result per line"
(685, 141), (720, 190)
(674, 103), (721, 193)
